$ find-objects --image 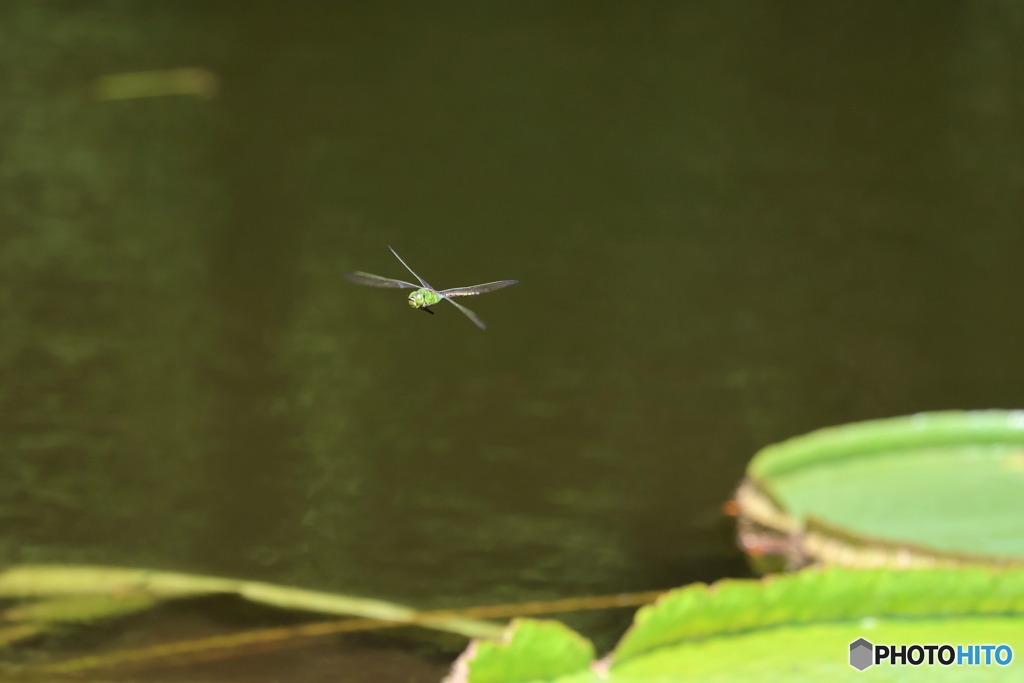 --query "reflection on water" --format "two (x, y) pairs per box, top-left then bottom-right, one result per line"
(1, 0), (1023, 660)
